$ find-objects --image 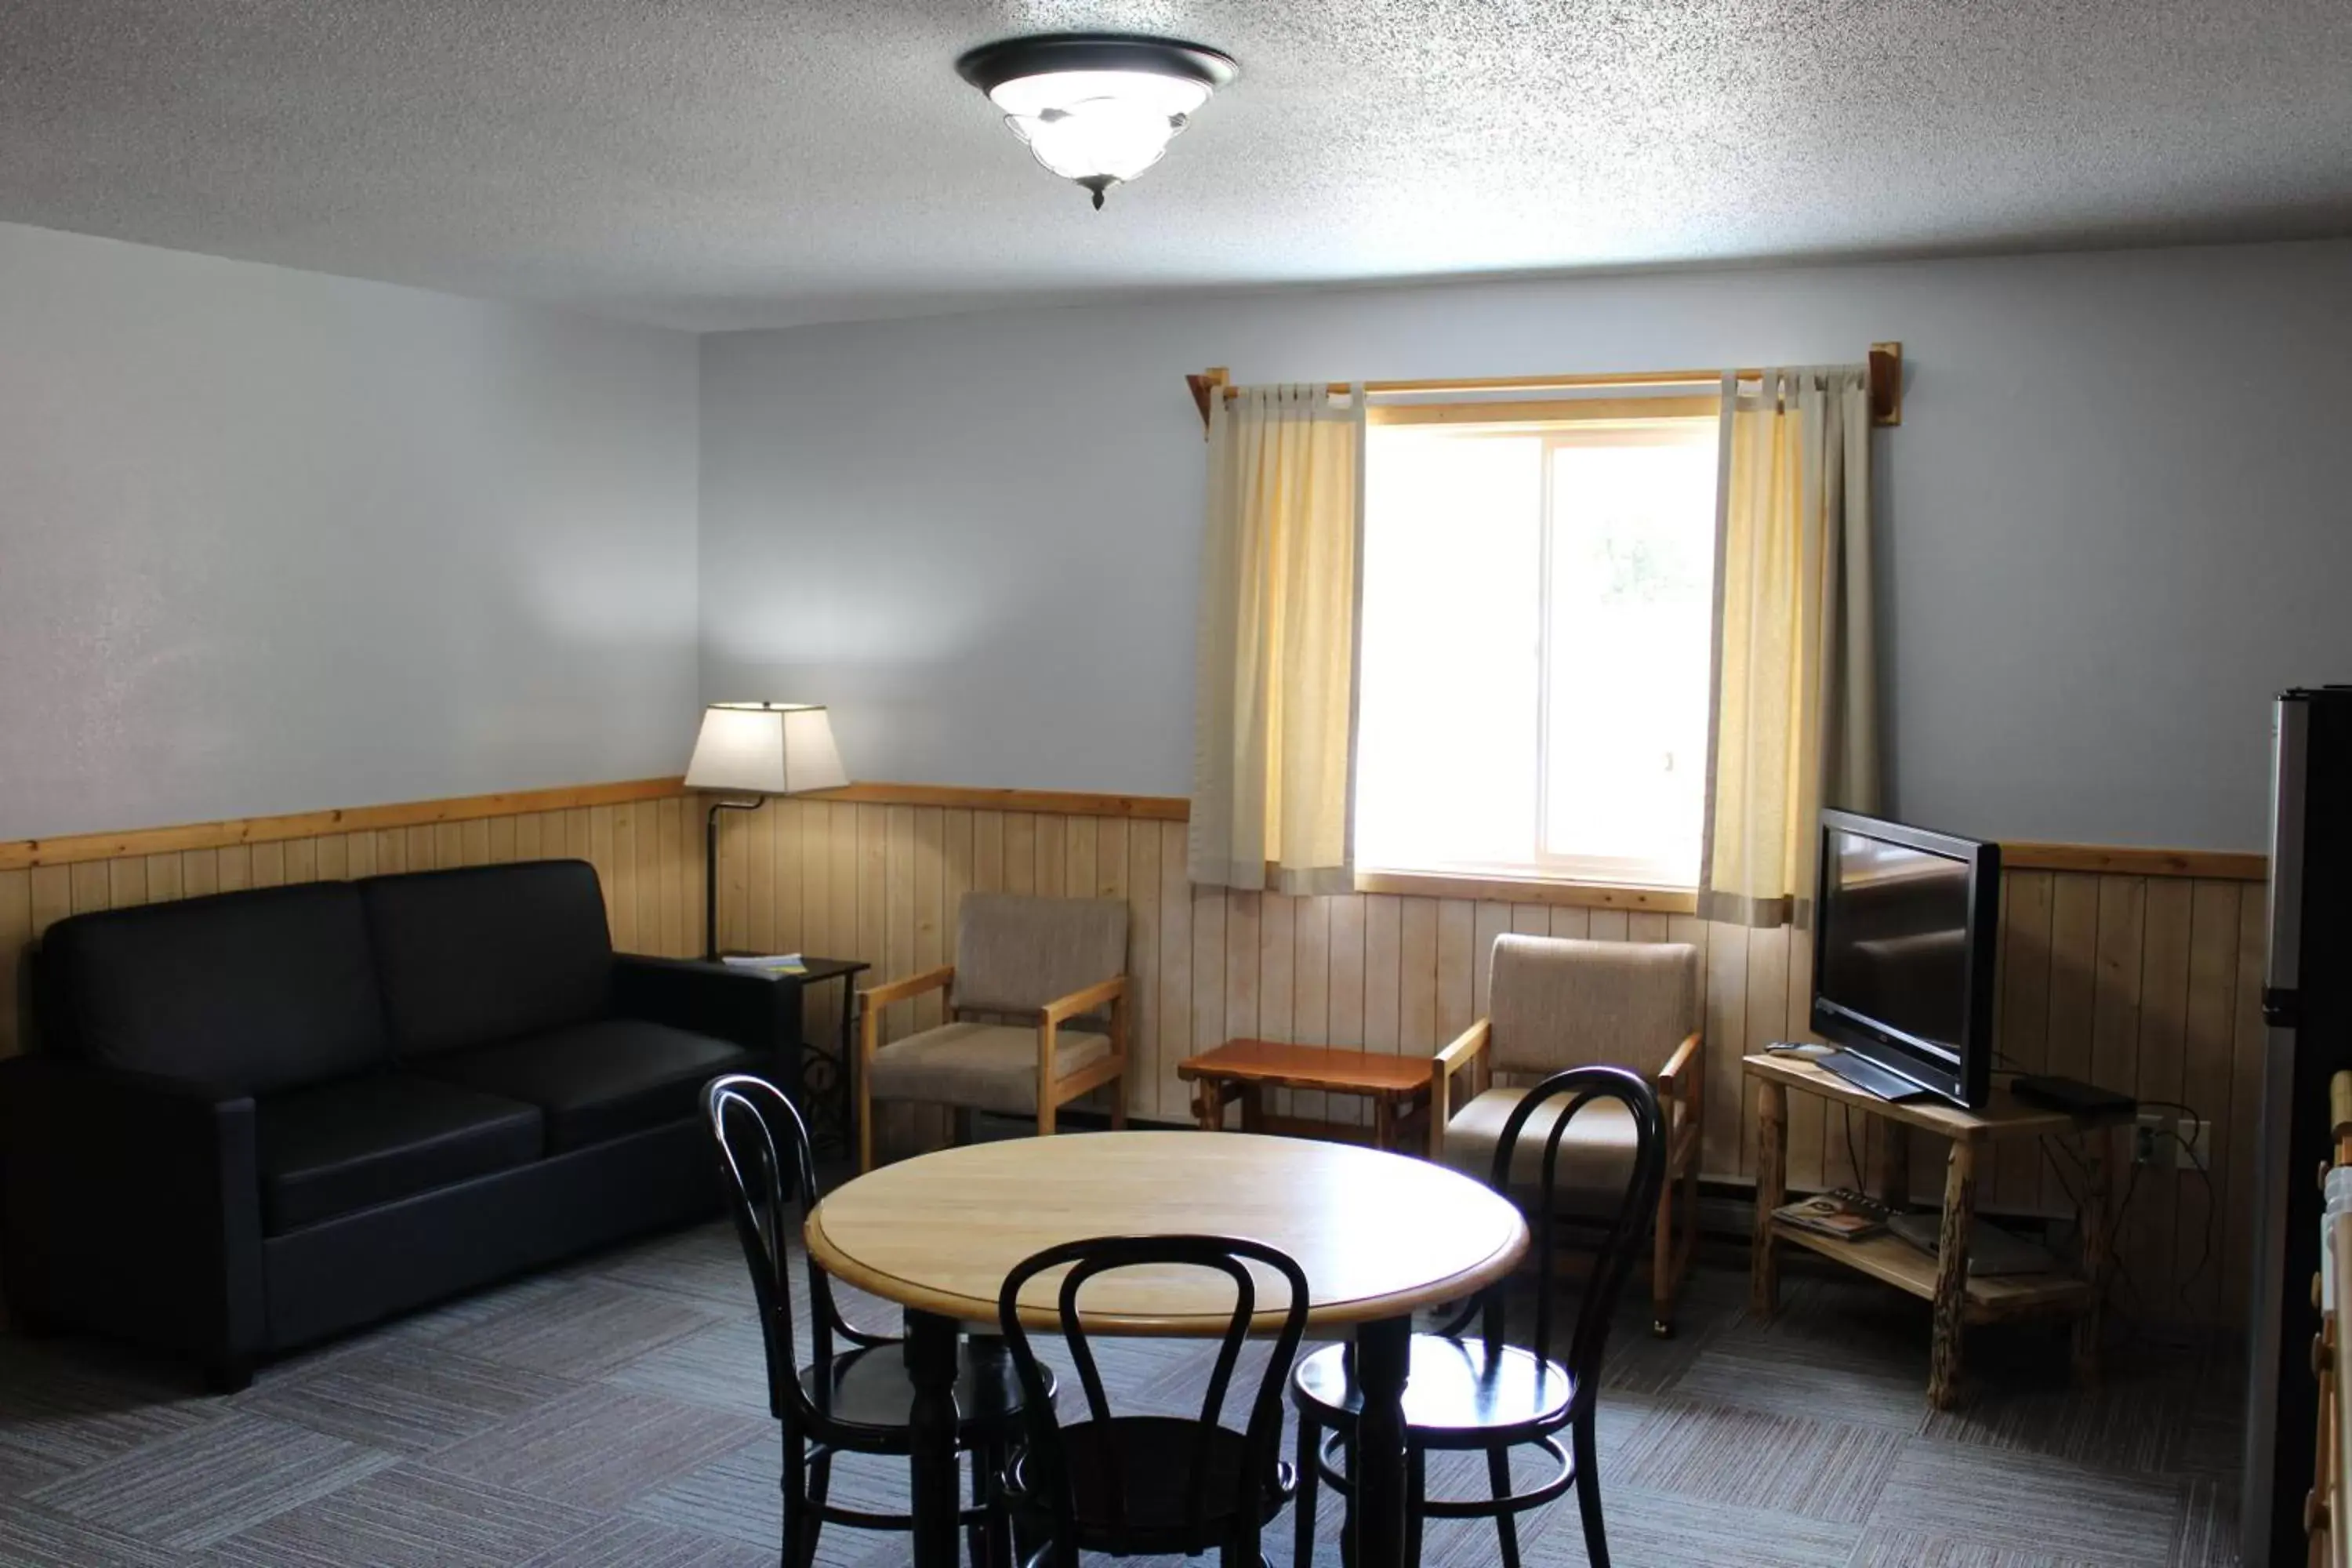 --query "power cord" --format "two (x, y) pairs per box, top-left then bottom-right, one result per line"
(2034, 1091), (2215, 1341)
